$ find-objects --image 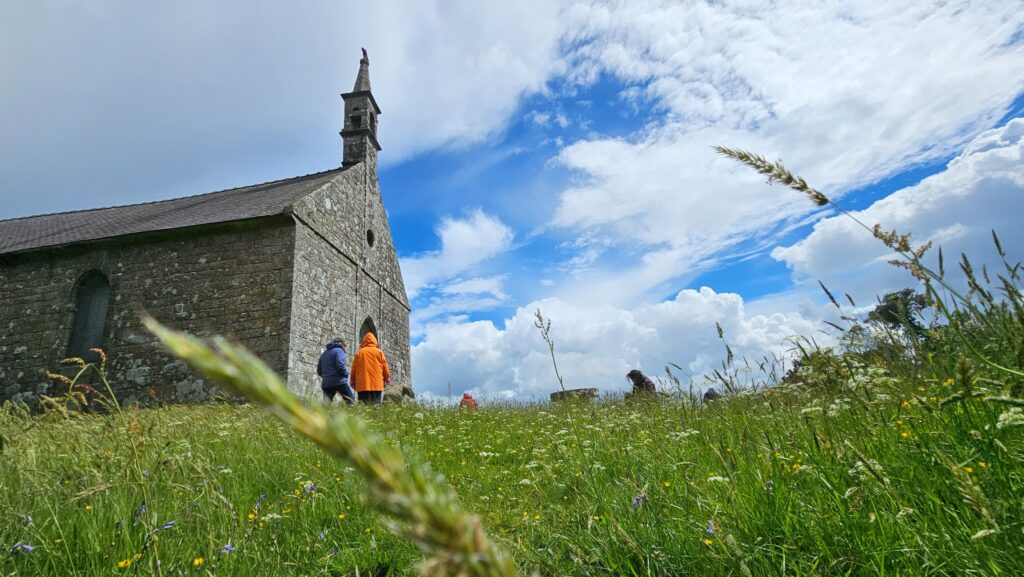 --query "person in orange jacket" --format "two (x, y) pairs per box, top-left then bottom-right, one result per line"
(458, 392), (477, 409)
(351, 332), (390, 404)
